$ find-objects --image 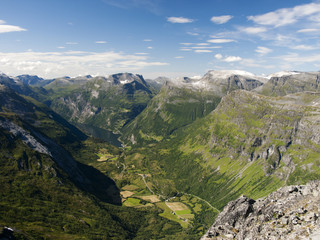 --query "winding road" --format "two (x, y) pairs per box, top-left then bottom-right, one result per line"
(137, 173), (220, 213)
(119, 160), (220, 213)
